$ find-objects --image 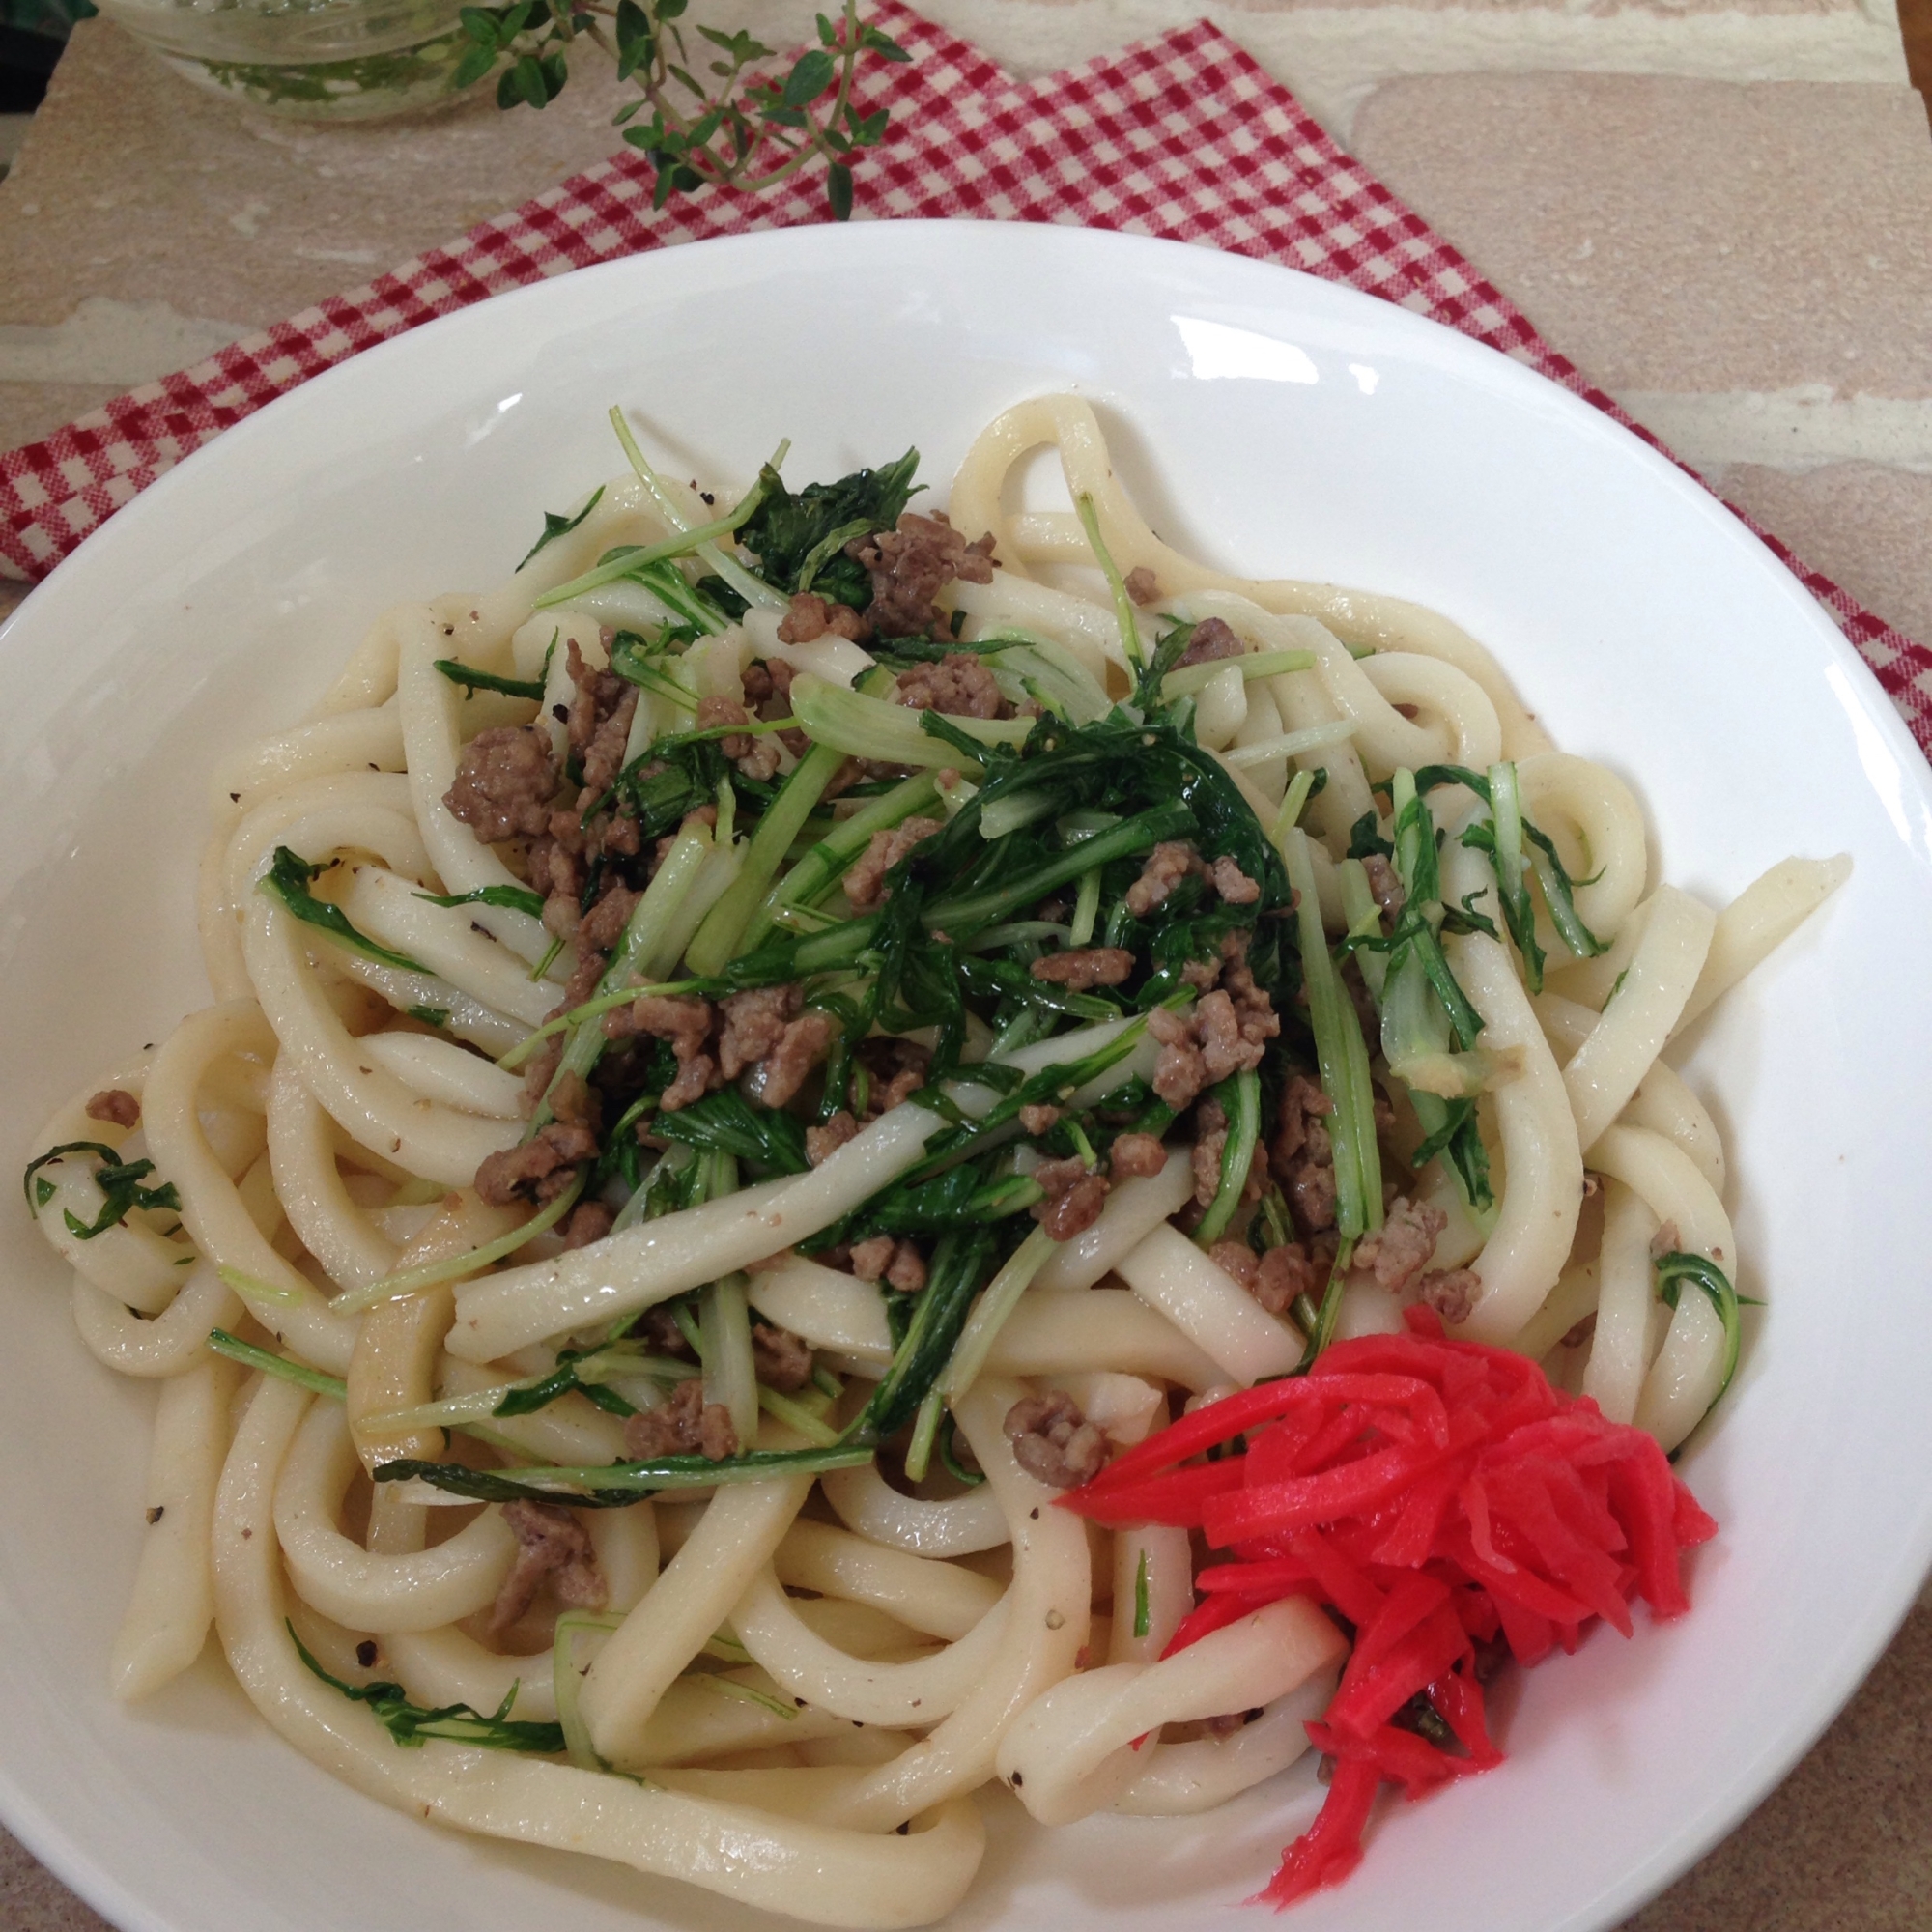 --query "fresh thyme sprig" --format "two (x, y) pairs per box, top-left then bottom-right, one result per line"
(452, 0), (910, 220)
